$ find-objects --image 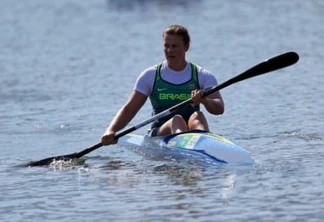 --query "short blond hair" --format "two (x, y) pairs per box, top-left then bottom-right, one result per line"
(162, 25), (191, 46)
